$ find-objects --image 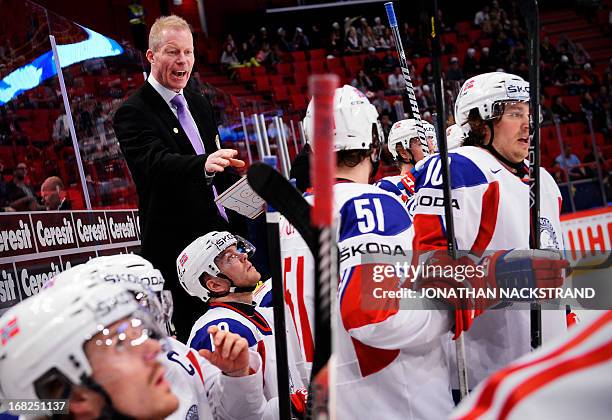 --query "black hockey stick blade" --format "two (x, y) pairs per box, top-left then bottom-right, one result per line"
(247, 162), (318, 255)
